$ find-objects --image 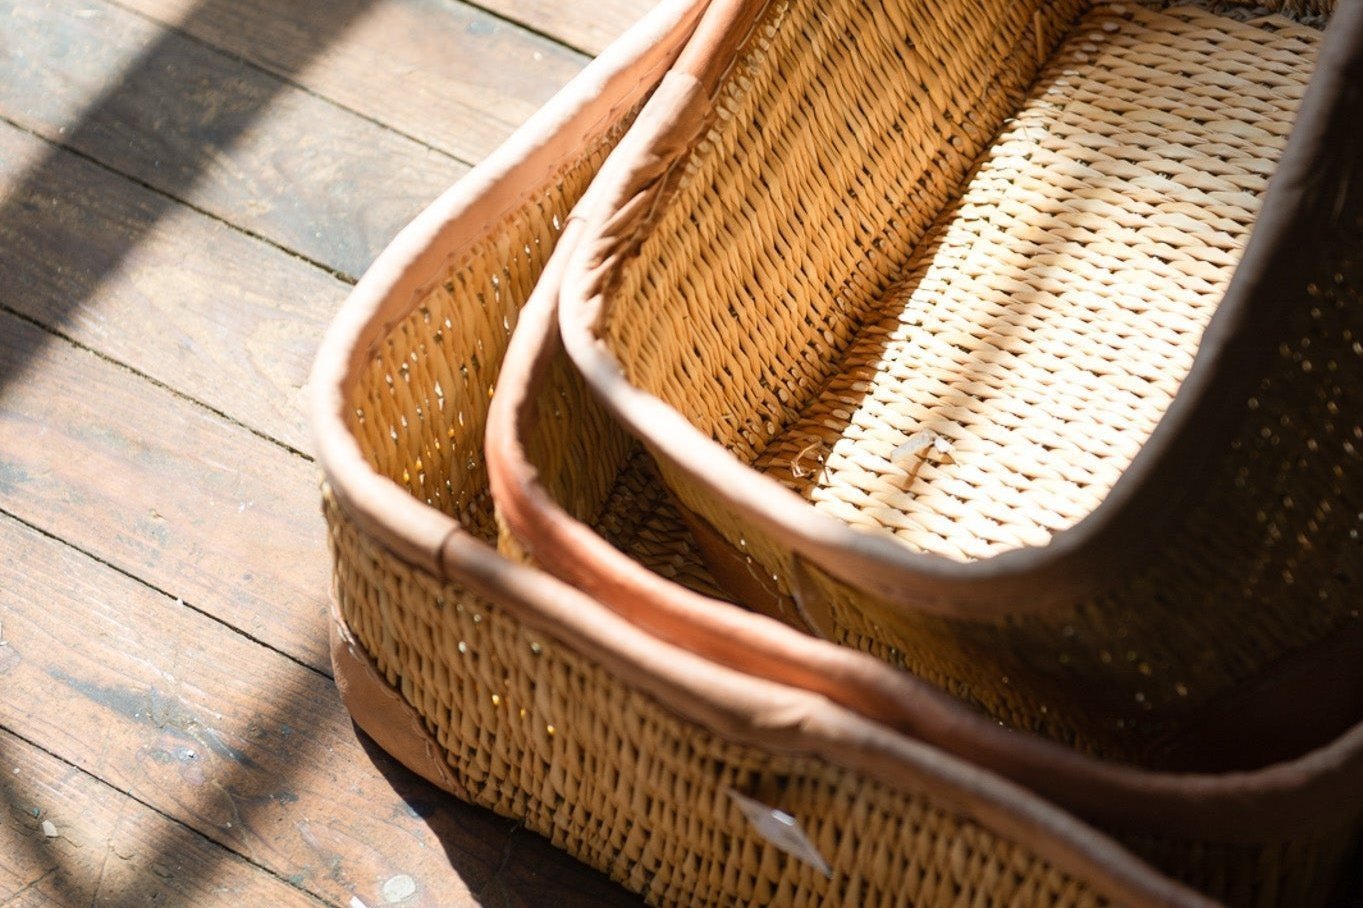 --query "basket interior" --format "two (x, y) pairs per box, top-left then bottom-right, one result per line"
(602, 0), (1327, 563)
(511, 322), (734, 598)
(347, 154), (602, 549)
(343, 109), (730, 601)
(341, 0), (1333, 603)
